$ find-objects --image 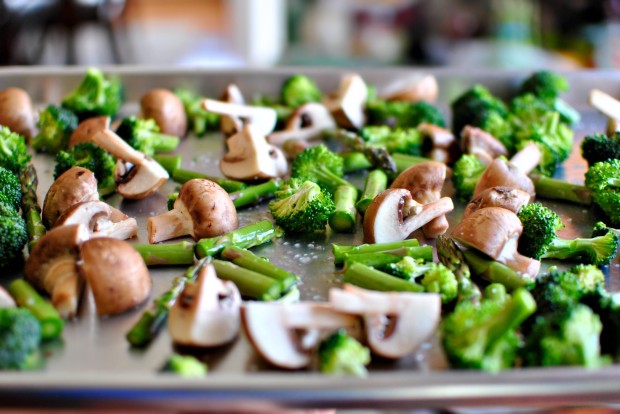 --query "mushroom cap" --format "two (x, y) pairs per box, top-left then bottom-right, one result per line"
(463, 186), (530, 220)
(323, 73), (367, 130)
(460, 125), (508, 160)
(0, 87), (36, 140)
(379, 74), (438, 103)
(390, 161), (446, 204)
(473, 159), (535, 200)
(140, 88), (187, 137)
(79, 238), (152, 316)
(43, 167), (99, 228)
(55, 200), (138, 240)
(68, 116), (111, 148)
